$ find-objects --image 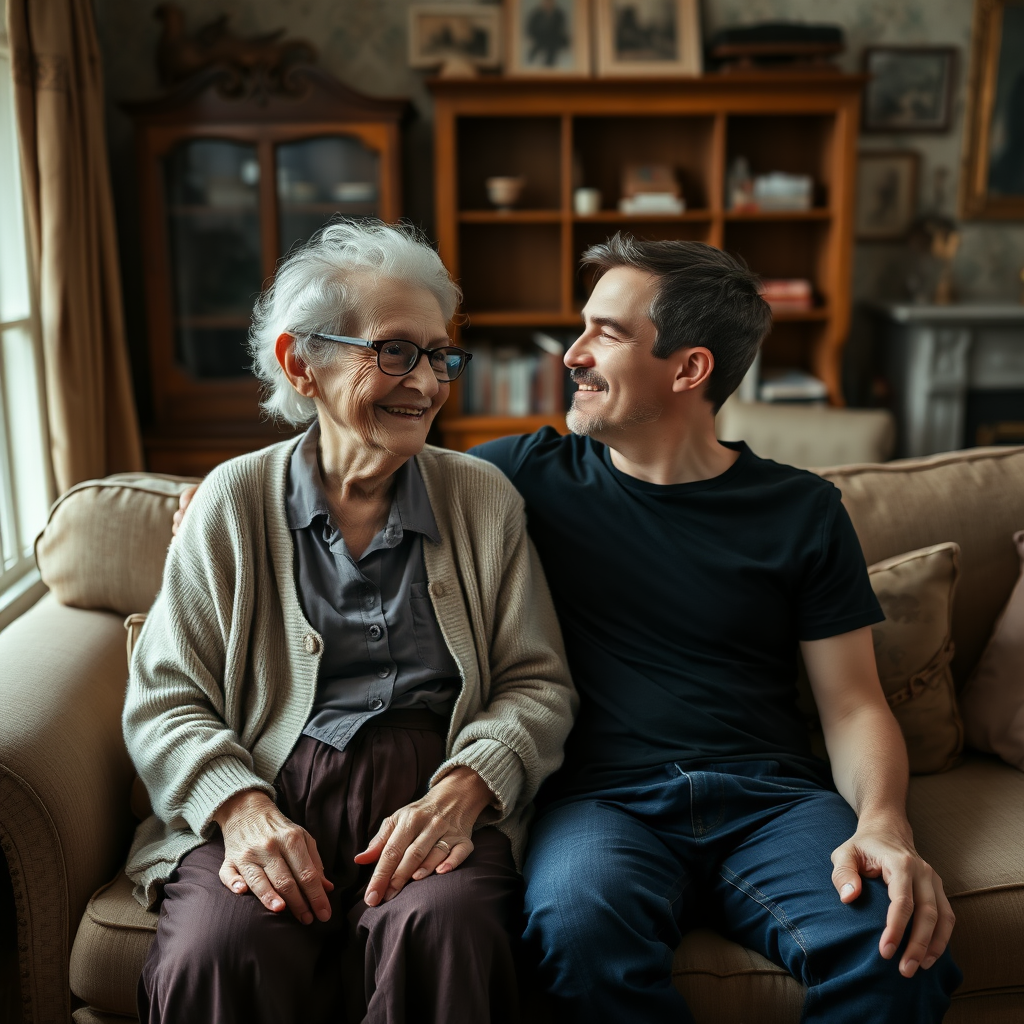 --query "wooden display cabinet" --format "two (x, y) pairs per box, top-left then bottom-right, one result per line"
(126, 67), (407, 475)
(429, 75), (864, 451)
